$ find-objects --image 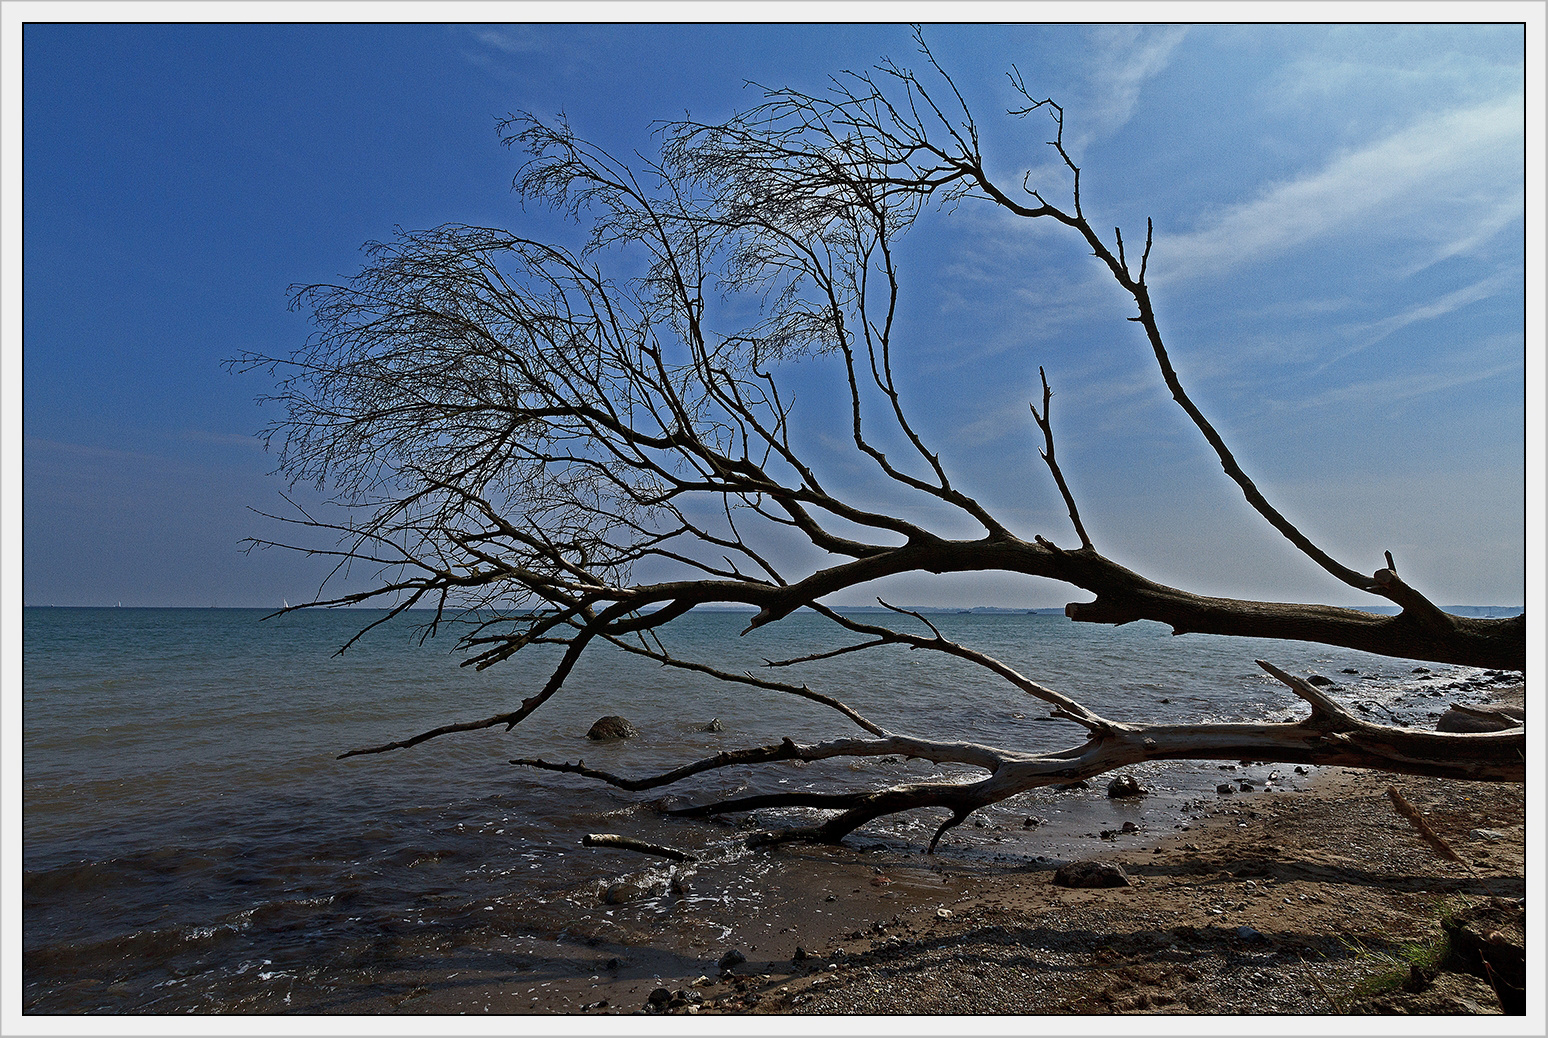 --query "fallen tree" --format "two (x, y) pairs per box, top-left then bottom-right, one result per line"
(237, 33), (1524, 850)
